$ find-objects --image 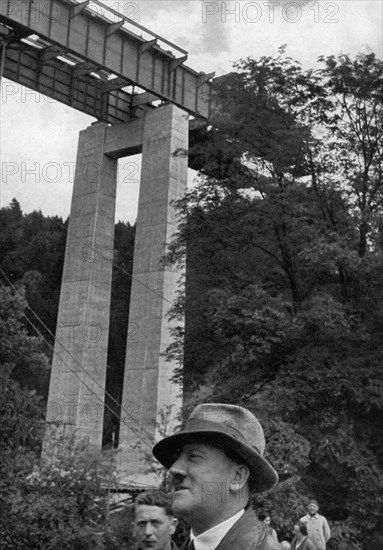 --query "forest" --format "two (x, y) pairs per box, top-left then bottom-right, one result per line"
(1, 49), (382, 549)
